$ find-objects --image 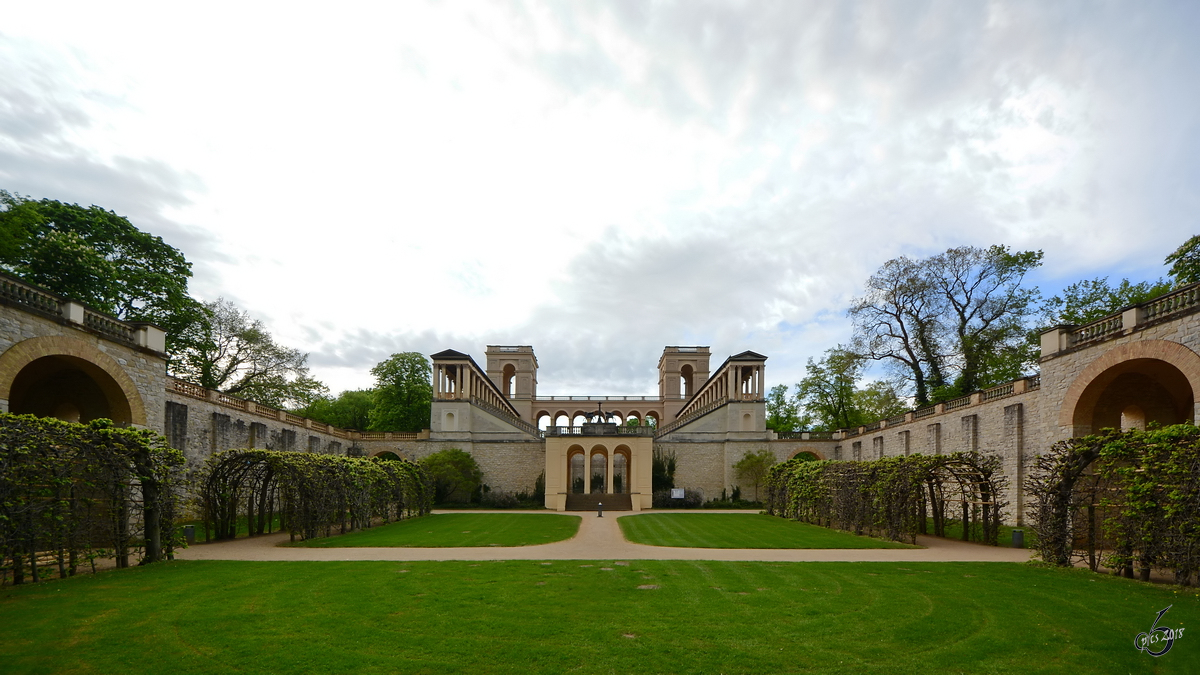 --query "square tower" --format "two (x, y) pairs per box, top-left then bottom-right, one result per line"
(485, 345), (538, 421)
(658, 346), (710, 419)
